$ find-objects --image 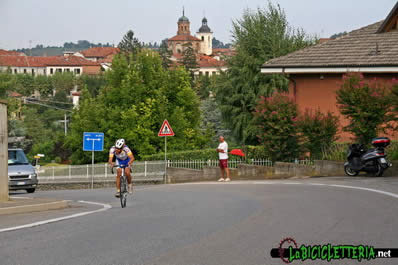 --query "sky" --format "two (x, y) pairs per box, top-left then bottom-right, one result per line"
(0, 0), (396, 50)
